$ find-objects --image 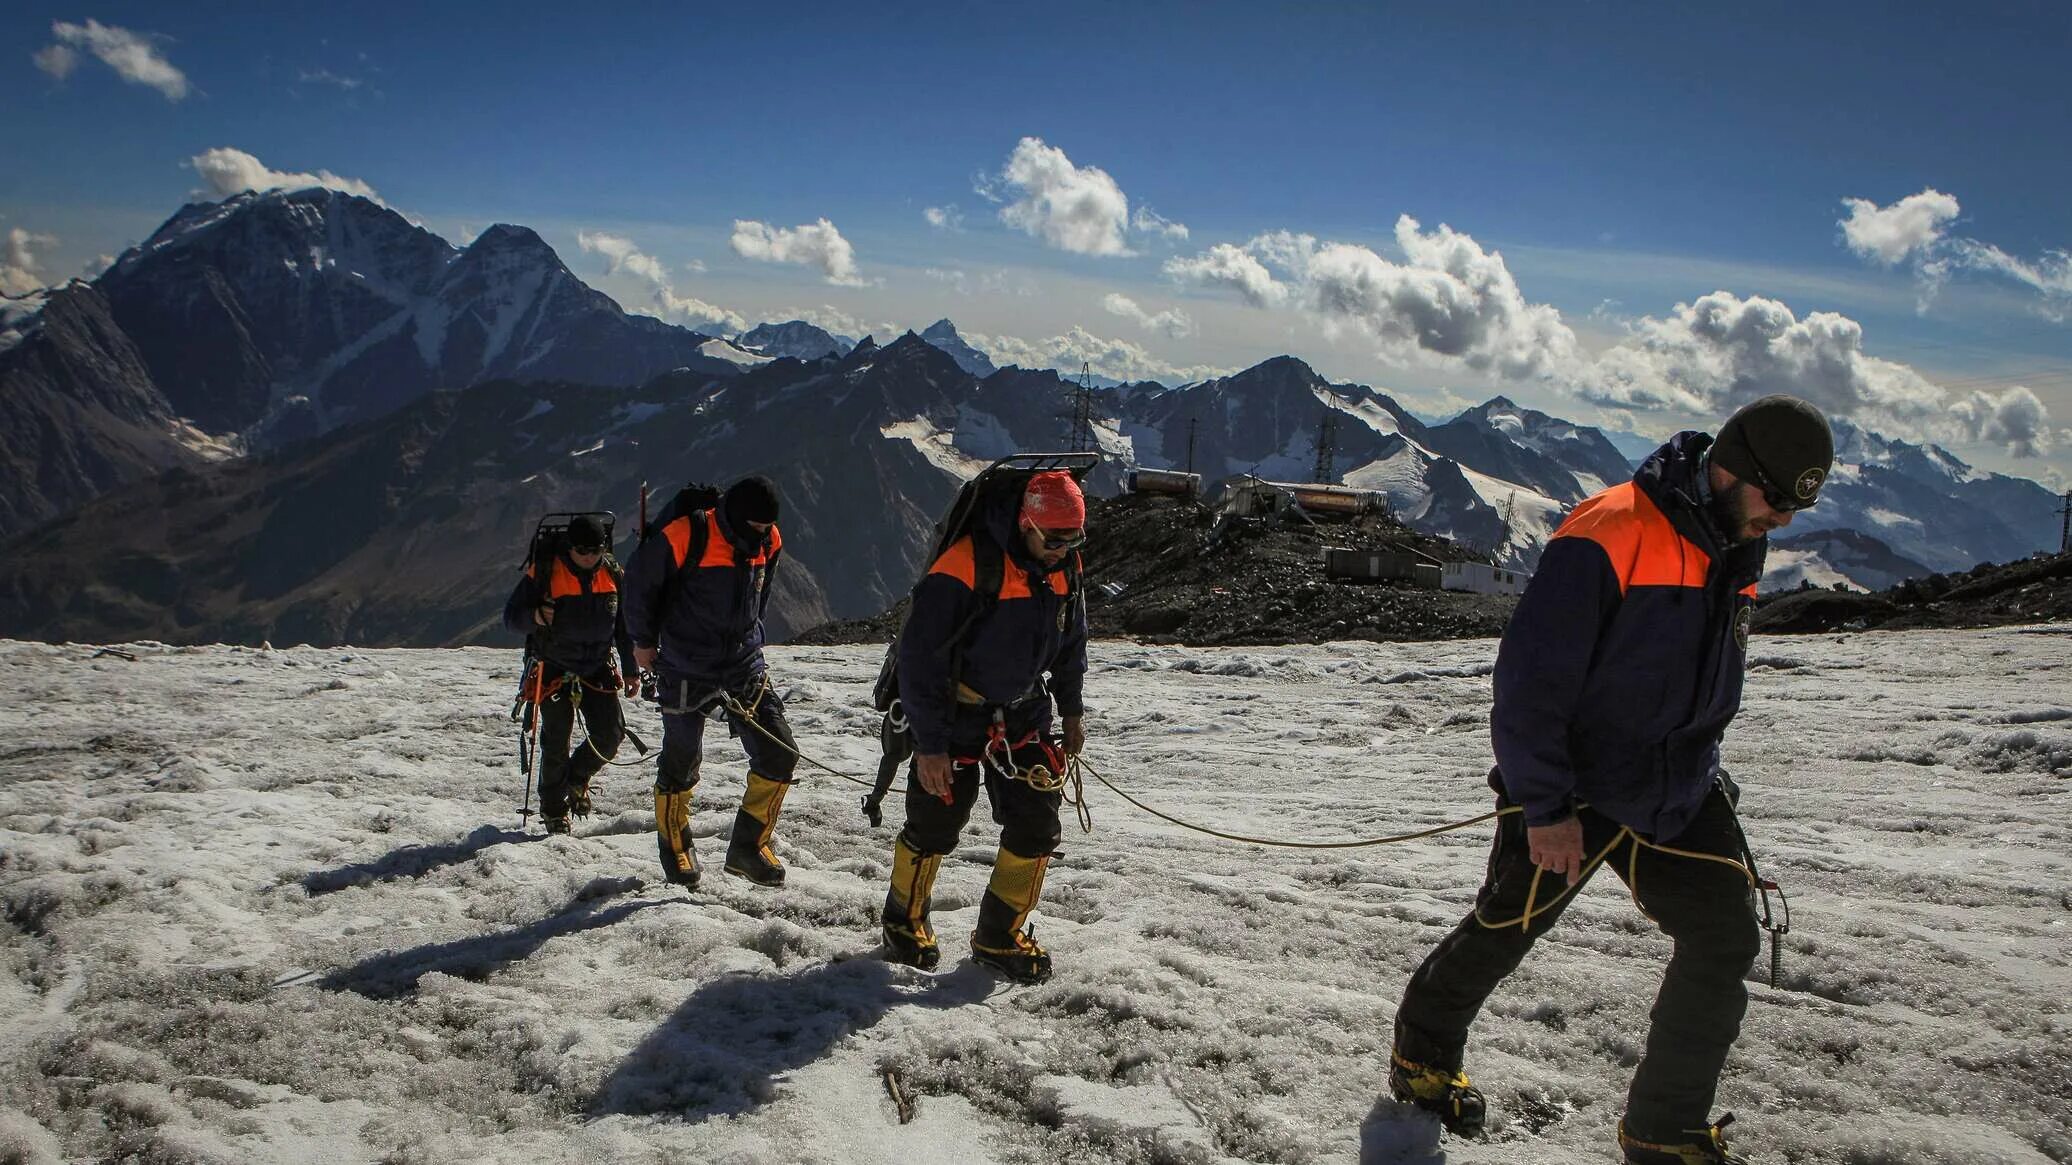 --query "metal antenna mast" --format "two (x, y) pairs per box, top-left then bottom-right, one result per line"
(1311, 407), (1339, 484)
(1067, 362), (1097, 452)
